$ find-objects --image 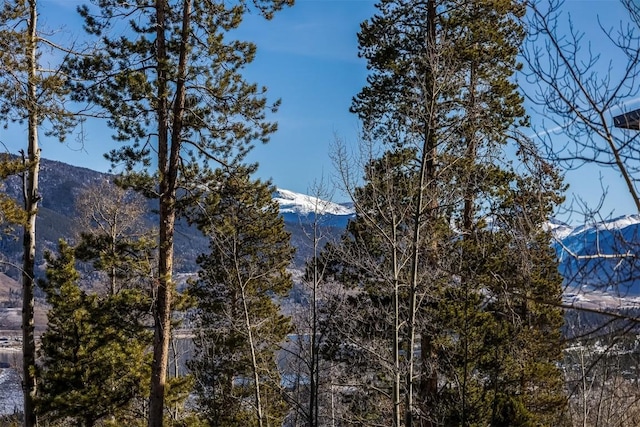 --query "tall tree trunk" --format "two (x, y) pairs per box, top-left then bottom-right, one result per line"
(392, 224), (402, 427)
(241, 281), (265, 427)
(22, 1), (39, 425)
(309, 217), (319, 427)
(415, 2), (438, 426)
(110, 223), (117, 295)
(407, 117), (436, 427)
(149, 0), (171, 424)
(148, 1), (190, 425)
(460, 59), (477, 427)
